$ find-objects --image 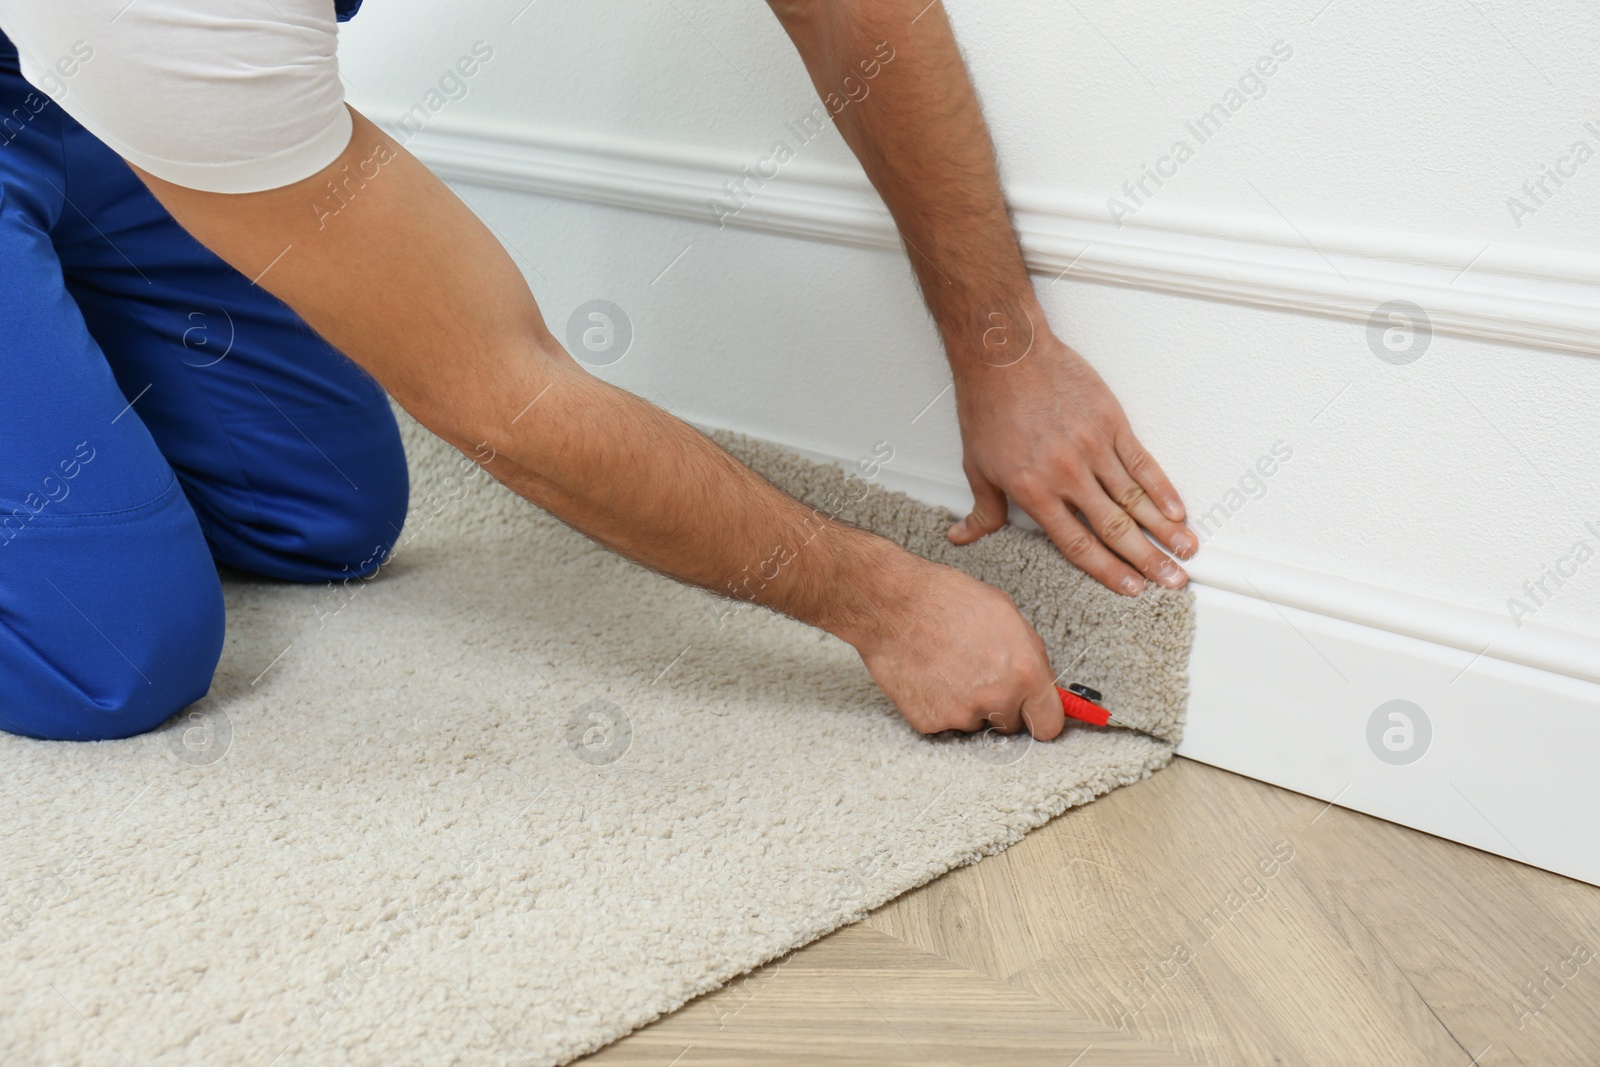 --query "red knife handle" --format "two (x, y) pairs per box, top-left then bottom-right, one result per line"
(1057, 686), (1110, 727)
